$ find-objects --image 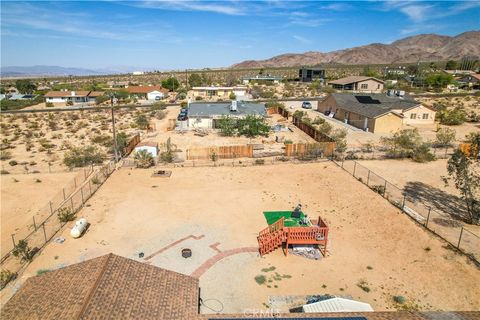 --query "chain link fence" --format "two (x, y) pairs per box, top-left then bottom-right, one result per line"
(1, 161), (116, 277)
(334, 159), (480, 264)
